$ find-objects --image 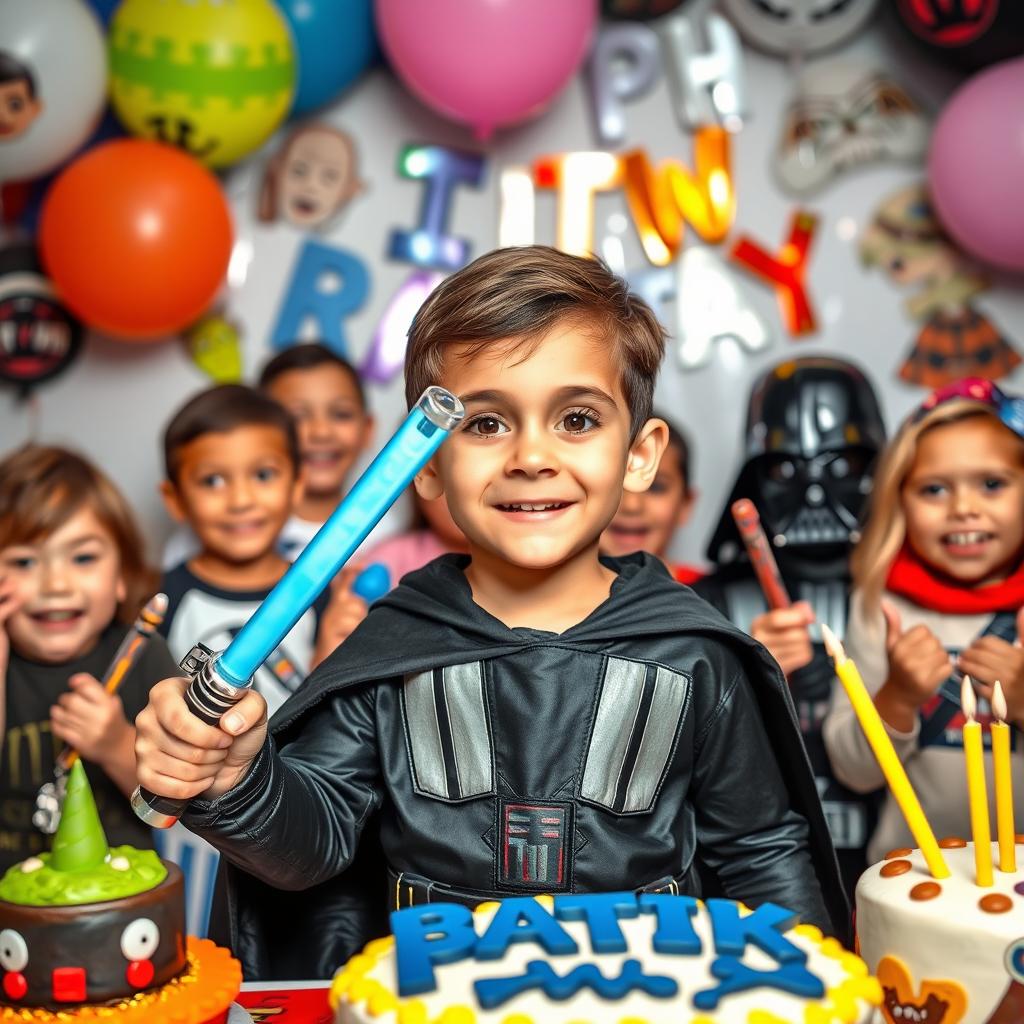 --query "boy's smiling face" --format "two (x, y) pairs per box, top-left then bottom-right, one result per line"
(161, 424), (299, 566)
(1, 506), (125, 664)
(416, 325), (665, 573)
(265, 363), (373, 501)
